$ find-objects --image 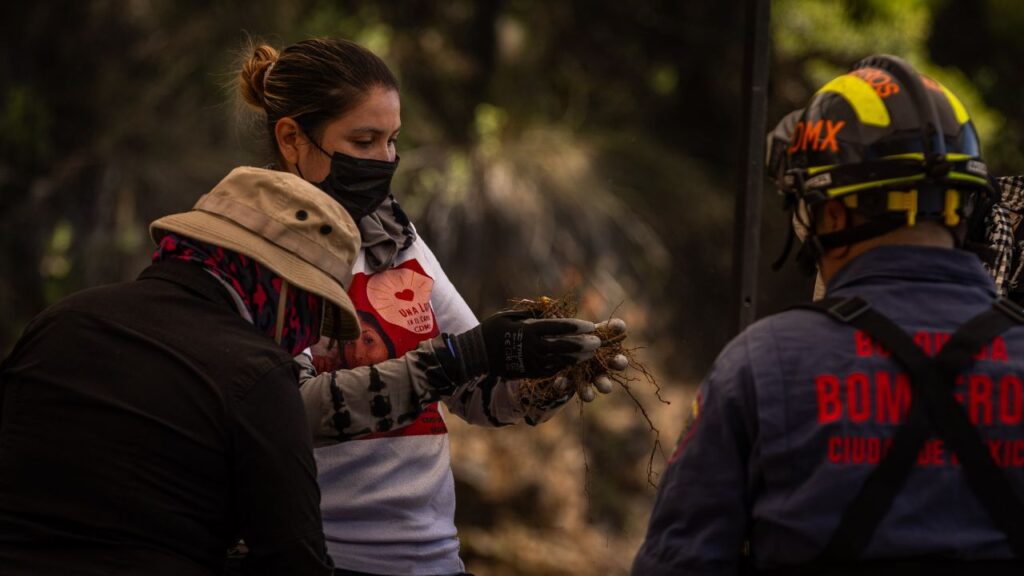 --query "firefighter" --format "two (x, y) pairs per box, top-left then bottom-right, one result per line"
(632, 54), (1024, 575)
